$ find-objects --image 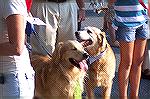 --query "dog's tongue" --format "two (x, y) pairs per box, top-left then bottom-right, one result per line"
(79, 60), (88, 71)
